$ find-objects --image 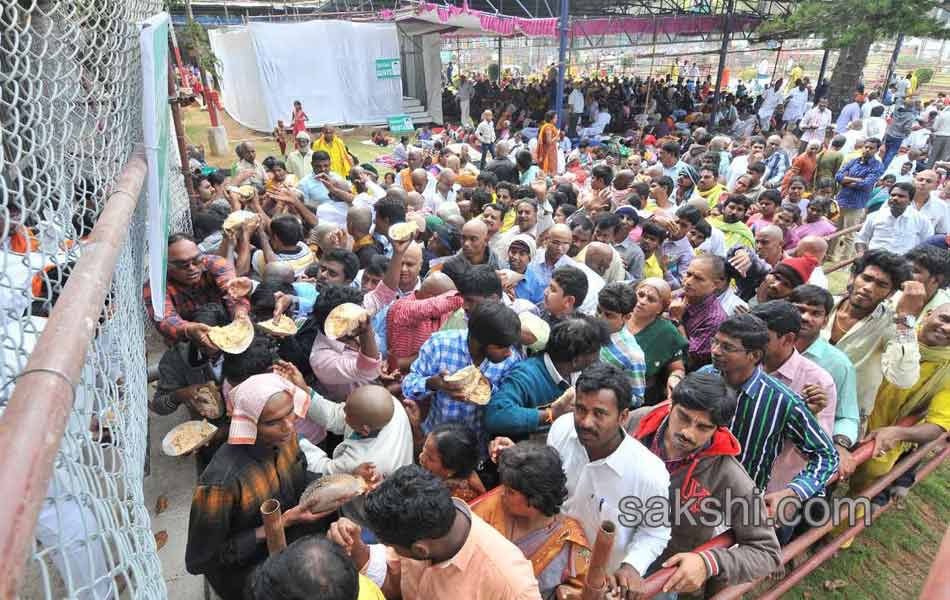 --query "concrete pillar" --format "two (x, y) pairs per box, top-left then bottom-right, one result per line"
(207, 125), (229, 157)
